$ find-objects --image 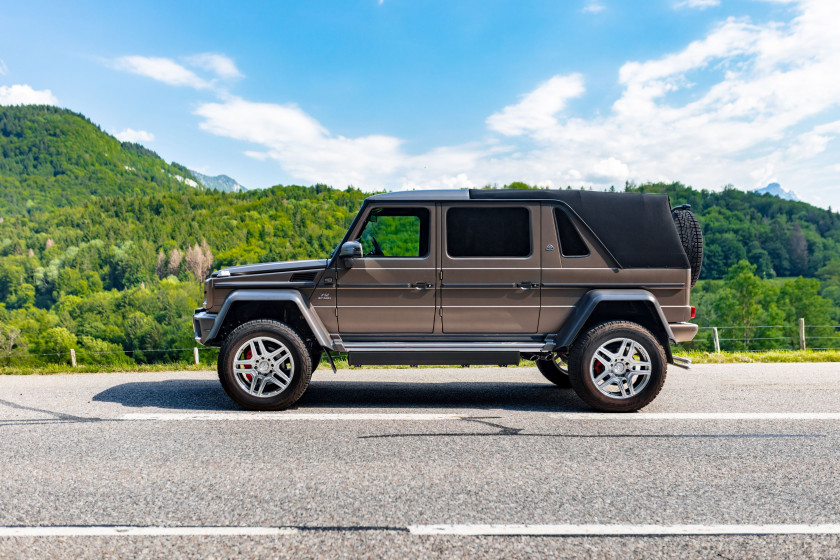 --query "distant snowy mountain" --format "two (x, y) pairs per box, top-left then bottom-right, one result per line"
(755, 182), (800, 202)
(189, 170), (247, 193)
